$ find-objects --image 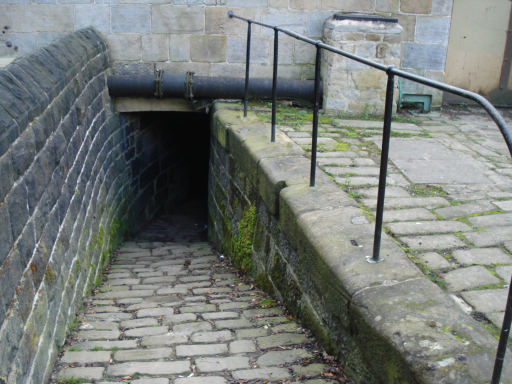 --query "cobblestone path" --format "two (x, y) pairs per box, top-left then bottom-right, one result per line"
(260, 105), (512, 337)
(50, 214), (348, 384)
